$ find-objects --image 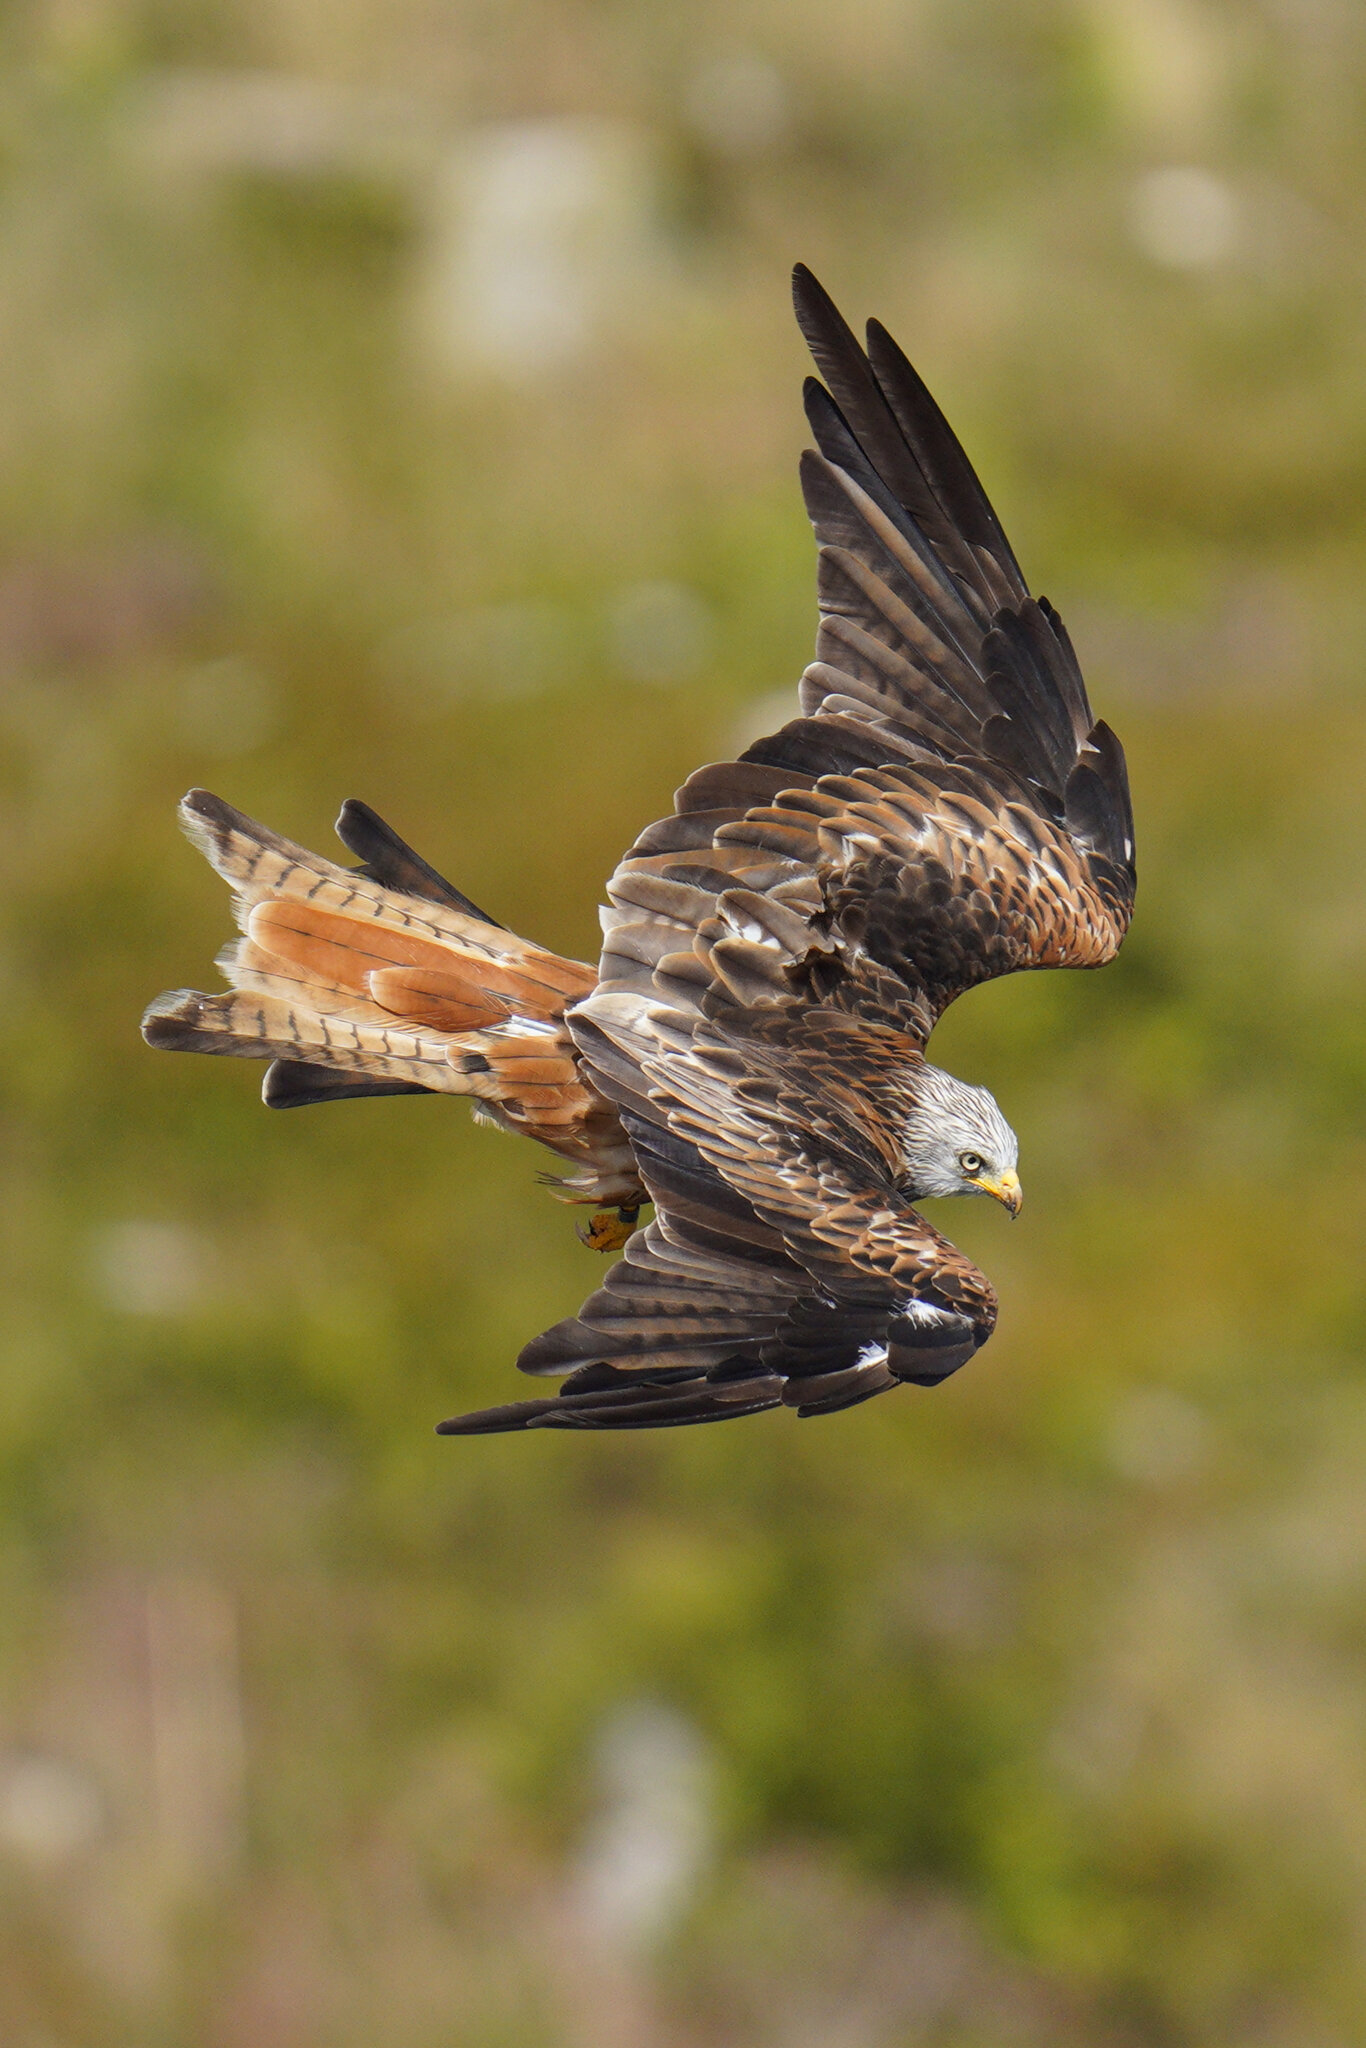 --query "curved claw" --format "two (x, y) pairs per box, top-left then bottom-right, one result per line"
(577, 1206), (641, 1253)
